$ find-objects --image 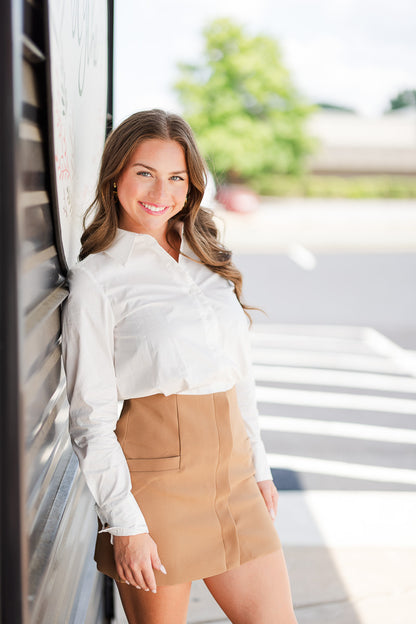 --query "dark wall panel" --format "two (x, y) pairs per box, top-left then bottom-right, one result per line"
(18, 1), (109, 622)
